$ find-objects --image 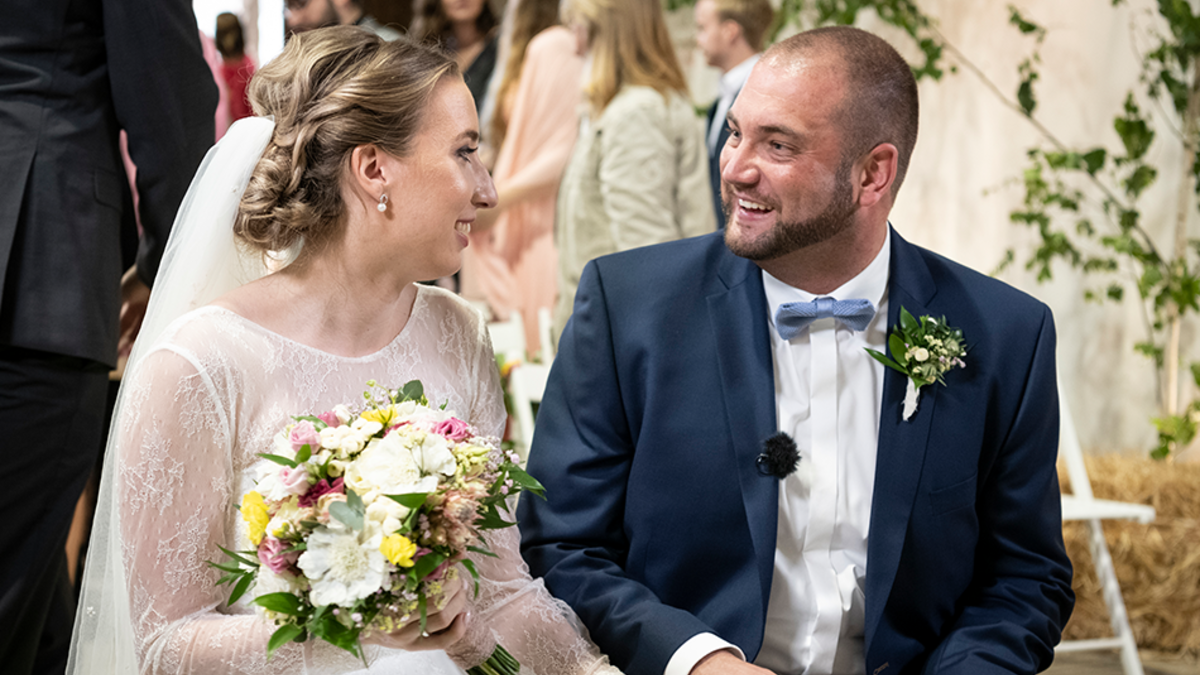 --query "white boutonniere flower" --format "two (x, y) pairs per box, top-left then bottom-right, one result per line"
(866, 307), (967, 421)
